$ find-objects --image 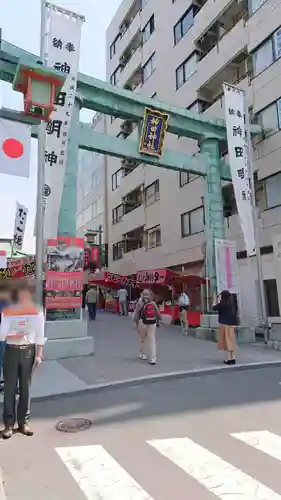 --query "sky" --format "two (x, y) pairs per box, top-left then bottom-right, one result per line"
(0, 0), (122, 254)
